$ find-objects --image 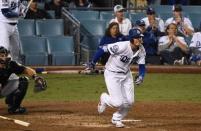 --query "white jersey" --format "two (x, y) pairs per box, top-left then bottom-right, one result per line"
(165, 17), (194, 31)
(190, 32), (201, 52)
(105, 41), (146, 73)
(0, 0), (21, 23)
(142, 17), (165, 32)
(158, 35), (187, 52)
(110, 17), (132, 36)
